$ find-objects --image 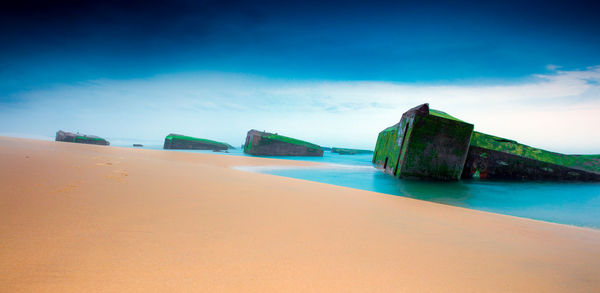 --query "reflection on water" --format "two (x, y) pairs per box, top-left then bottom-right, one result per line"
(117, 145), (600, 229)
